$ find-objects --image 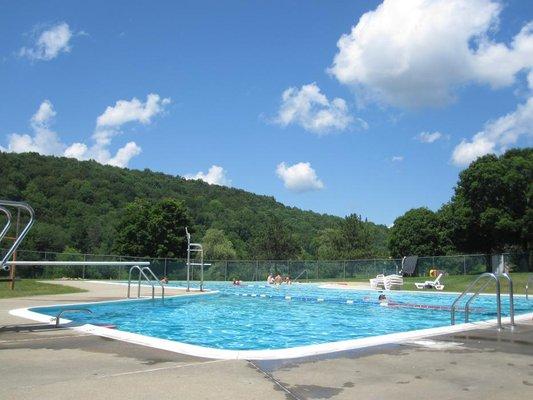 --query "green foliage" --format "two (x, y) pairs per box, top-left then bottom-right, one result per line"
(252, 214), (300, 259)
(389, 149), (532, 256)
(446, 149), (532, 253)
(314, 215), (390, 260)
(202, 229), (237, 260)
(388, 208), (447, 258)
(113, 198), (192, 258)
(0, 152), (343, 259)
